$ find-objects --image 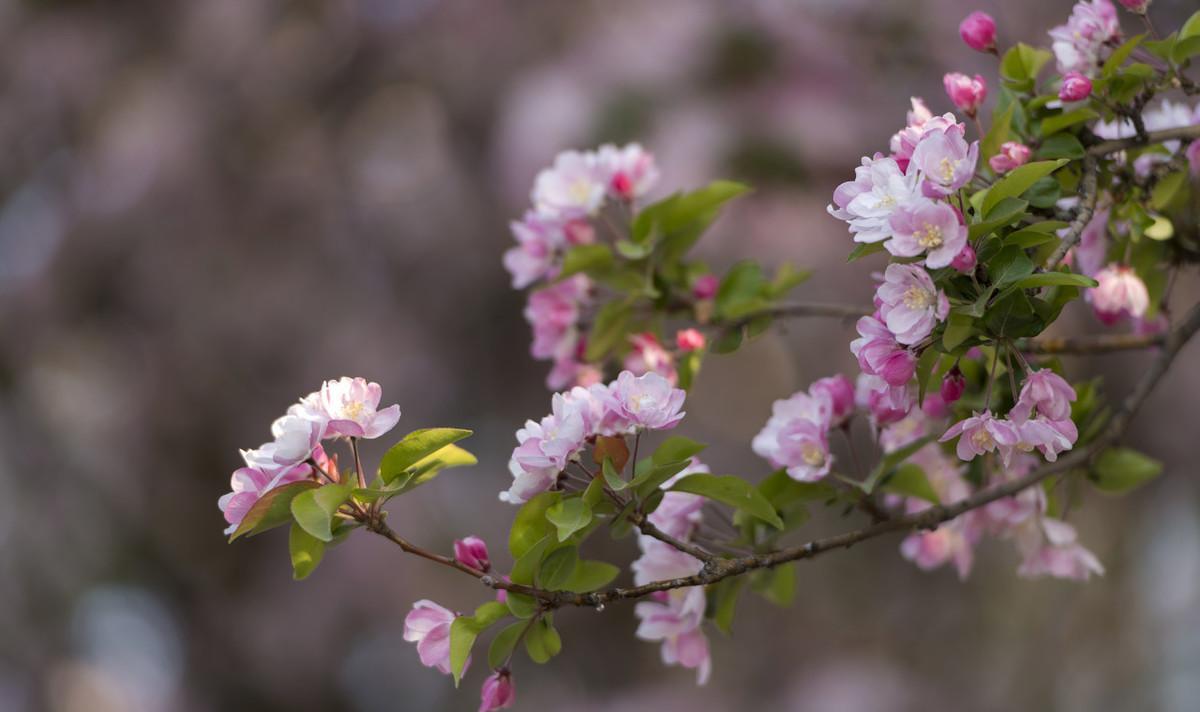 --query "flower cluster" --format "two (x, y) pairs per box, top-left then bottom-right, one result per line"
(752, 375), (854, 482)
(501, 370), (686, 504)
(218, 377), (400, 534)
(1049, 0), (1121, 77)
(505, 144), (660, 389)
